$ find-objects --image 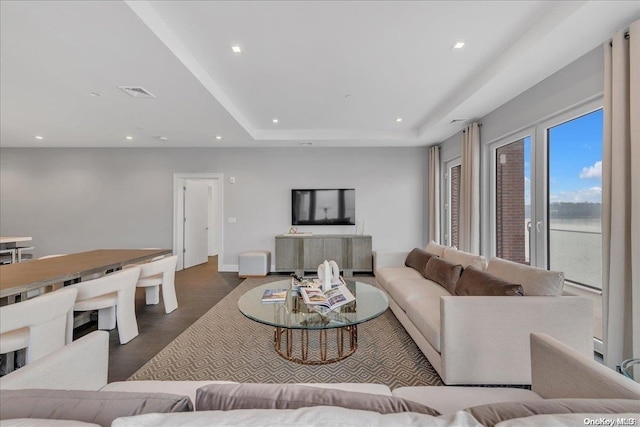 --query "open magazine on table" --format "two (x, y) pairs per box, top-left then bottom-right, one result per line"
(299, 284), (355, 311)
